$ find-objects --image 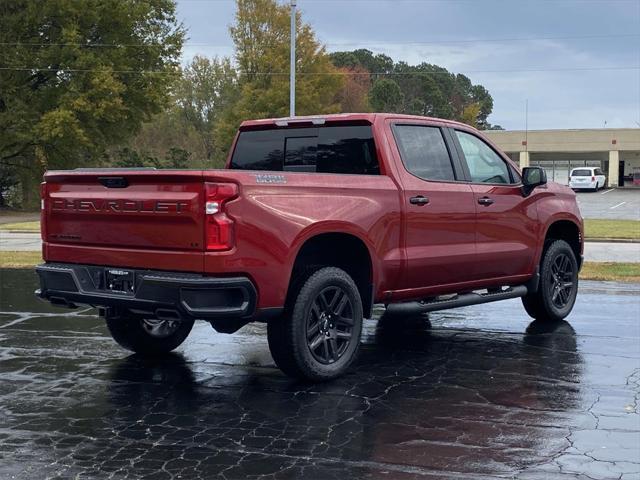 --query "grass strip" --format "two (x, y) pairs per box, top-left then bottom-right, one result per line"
(1, 252), (638, 283)
(584, 219), (640, 240)
(0, 251), (43, 268)
(0, 221), (41, 232)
